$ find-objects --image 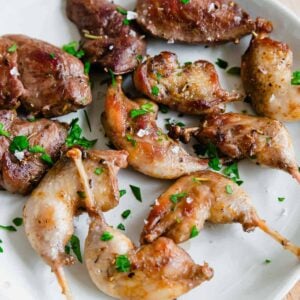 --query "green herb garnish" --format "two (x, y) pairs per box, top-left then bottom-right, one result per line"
(136, 54), (143, 62)
(278, 197), (285, 202)
(28, 145), (45, 153)
(264, 259), (271, 264)
(77, 191), (86, 198)
(159, 104), (169, 114)
(116, 7), (127, 15)
(84, 61), (91, 75)
(100, 231), (114, 241)
(190, 225), (199, 238)
(151, 86), (159, 96)
(115, 255), (131, 272)
(12, 218), (23, 227)
(41, 154), (53, 165)
(130, 185), (142, 202)
(0, 123), (10, 137)
(8, 44), (17, 53)
(62, 41), (85, 58)
(123, 19), (130, 25)
(121, 209), (131, 219)
(227, 67), (241, 76)
(215, 58), (228, 69)
(108, 69), (116, 86)
(9, 136), (29, 153)
(291, 71), (300, 85)
(94, 167), (103, 175)
(119, 189), (127, 198)
(223, 162), (243, 185)
(117, 223), (125, 231)
(208, 157), (222, 171)
(66, 118), (97, 149)
(170, 192), (188, 204)
(66, 235), (82, 263)
(181, 0), (190, 5)
(49, 53), (56, 59)
(126, 134), (136, 147)
(0, 225), (17, 232)
(130, 103), (154, 118)
(225, 184), (233, 194)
